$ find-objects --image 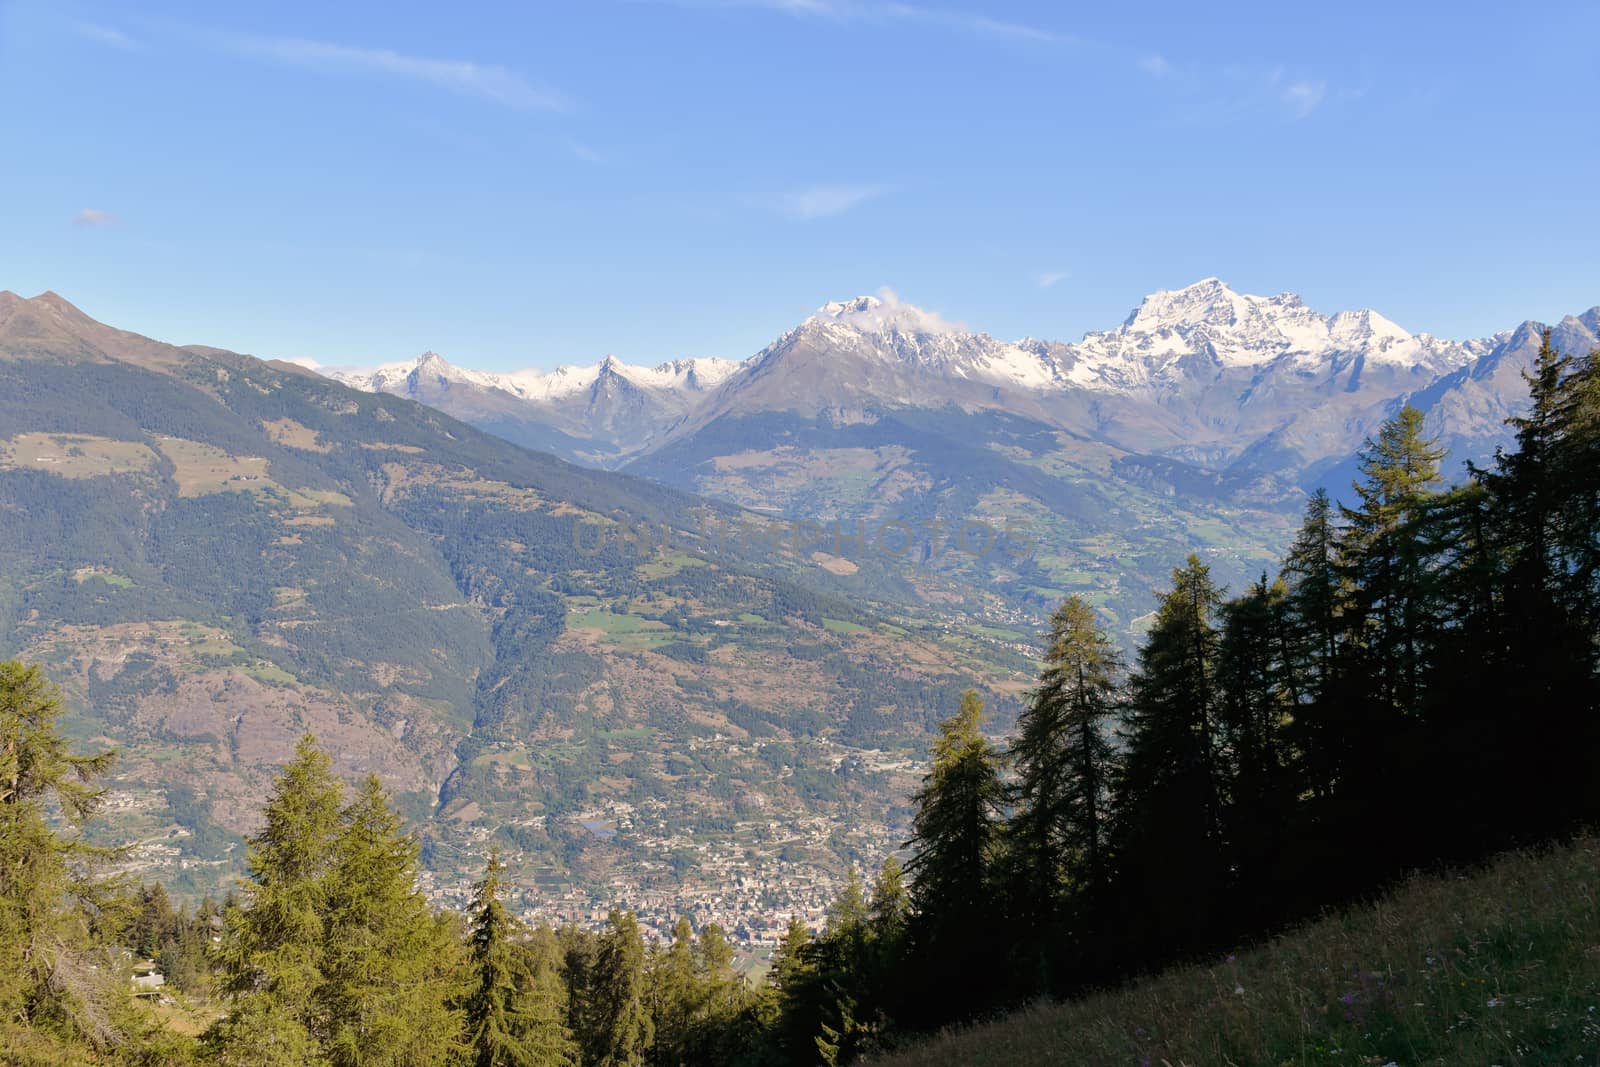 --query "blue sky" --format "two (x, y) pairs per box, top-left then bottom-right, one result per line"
(2, 0), (1596, 369)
